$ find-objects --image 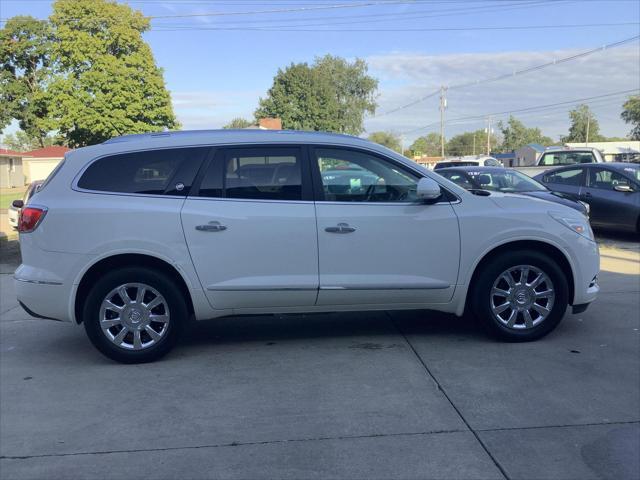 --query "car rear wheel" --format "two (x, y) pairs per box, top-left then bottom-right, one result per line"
(83, 267), (186, 363)
(471, 251), (569, 341)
